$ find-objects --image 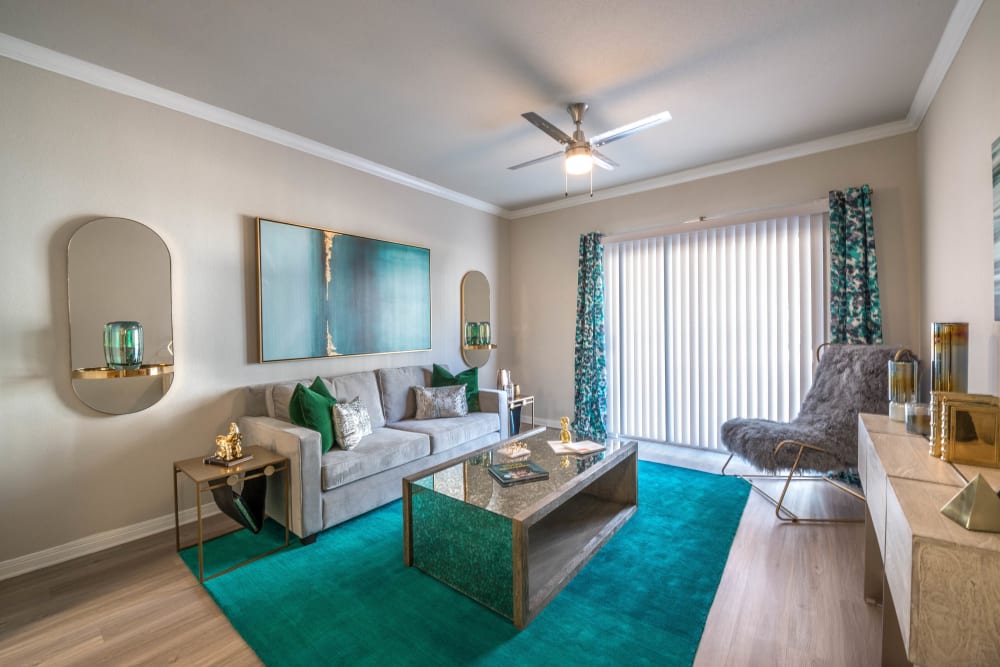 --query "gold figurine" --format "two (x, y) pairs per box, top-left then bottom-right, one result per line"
(214, 422), (244, 461)
(559, 417), (572, 443)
